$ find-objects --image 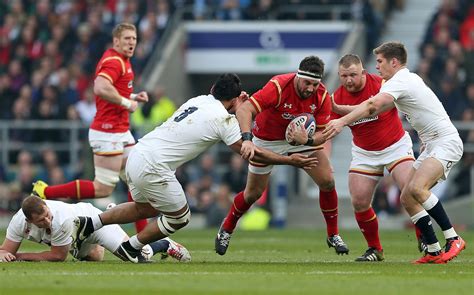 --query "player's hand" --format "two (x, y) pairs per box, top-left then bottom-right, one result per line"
(287, 123), (308, 146)
(288, 153), (318, 170)
(134, 91), (149, 103)
(127, 100), (138, 113)
(0, 251), (16, 262)
(240, 140), (256, 160)
(323, 119), (344, 140)
(238, 91), (249, 101)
